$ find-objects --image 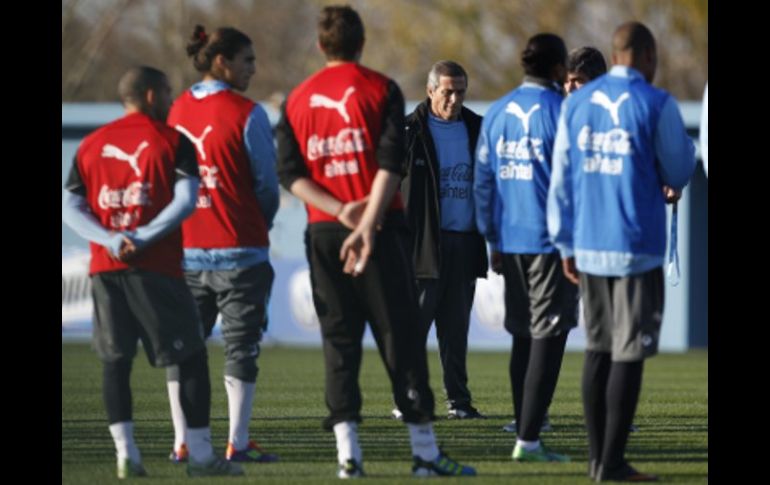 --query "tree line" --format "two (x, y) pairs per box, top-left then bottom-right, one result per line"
(62, 0), (708, 103)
